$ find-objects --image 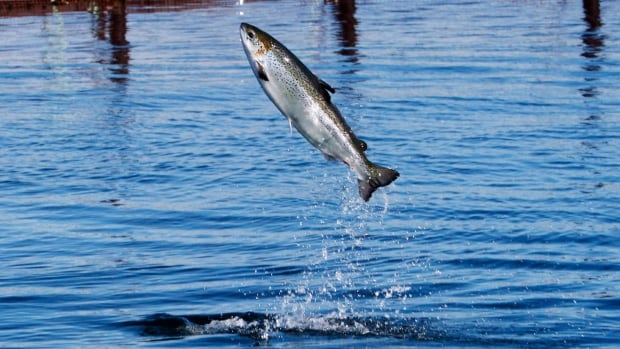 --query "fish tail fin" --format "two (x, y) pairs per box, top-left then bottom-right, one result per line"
(358, 163), (400, 202)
